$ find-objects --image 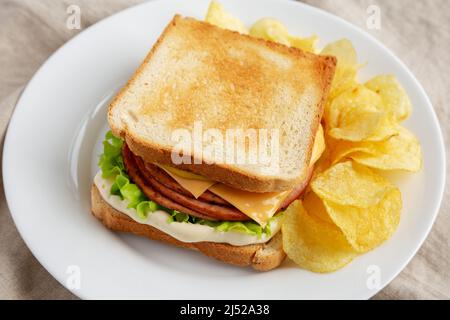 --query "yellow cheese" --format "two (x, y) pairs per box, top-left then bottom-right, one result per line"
(157, 165), (216, 198)
(158, 164), (211, 181)
(158, 163), (290, 226)
(310, 124), (325, 165)
(156, 126), (325, 226)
